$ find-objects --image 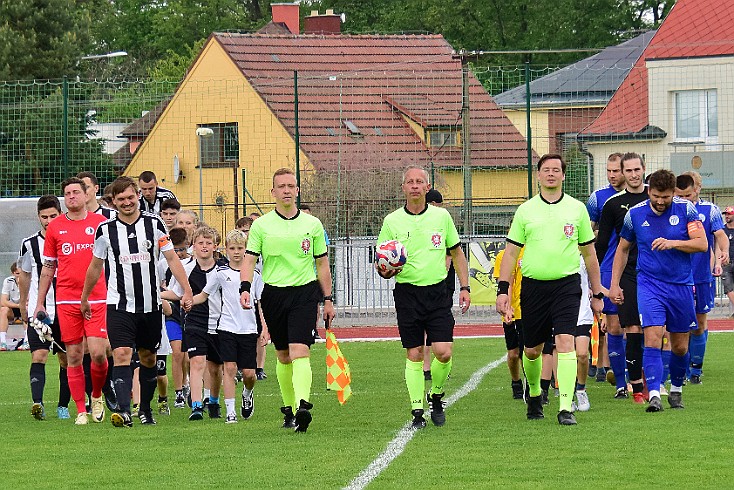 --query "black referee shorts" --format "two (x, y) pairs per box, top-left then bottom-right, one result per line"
(260, 281), (321, 352)
(520, 274), (581, 348)
(618, 272), (641, 328)
(107, 306), (162, 351)
(393, 281), (455, 349)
